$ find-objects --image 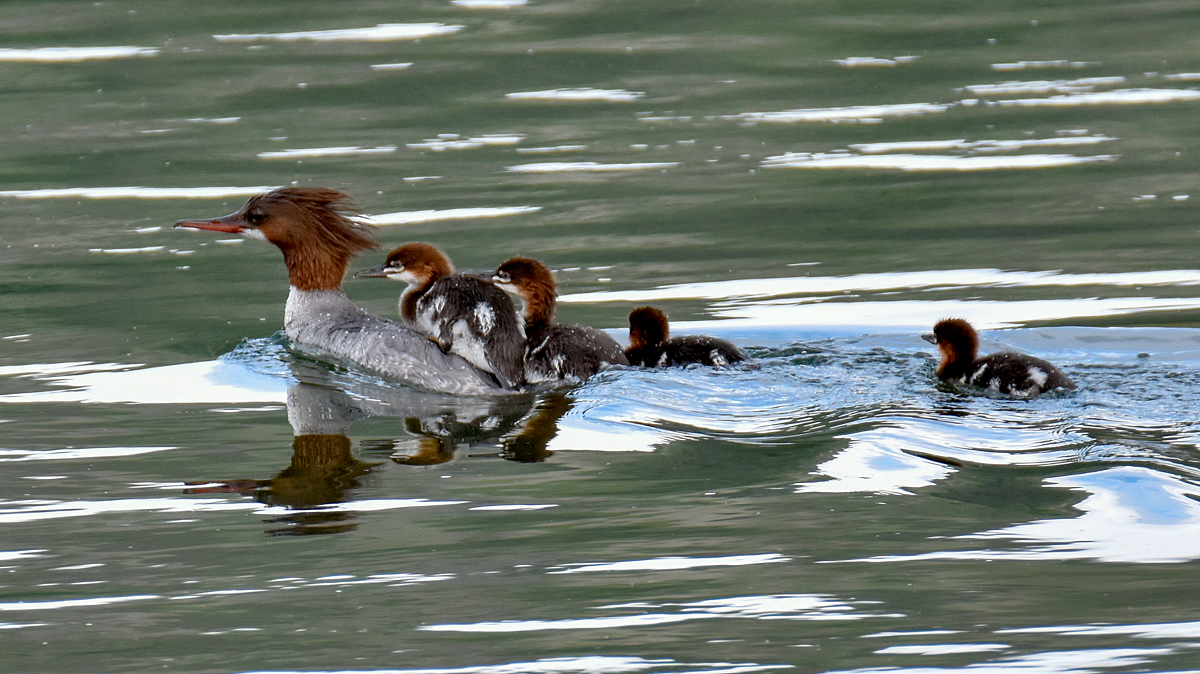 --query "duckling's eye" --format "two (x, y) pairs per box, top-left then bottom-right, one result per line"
(245, 209), (266, 226)
(495, 271), (511, 283)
